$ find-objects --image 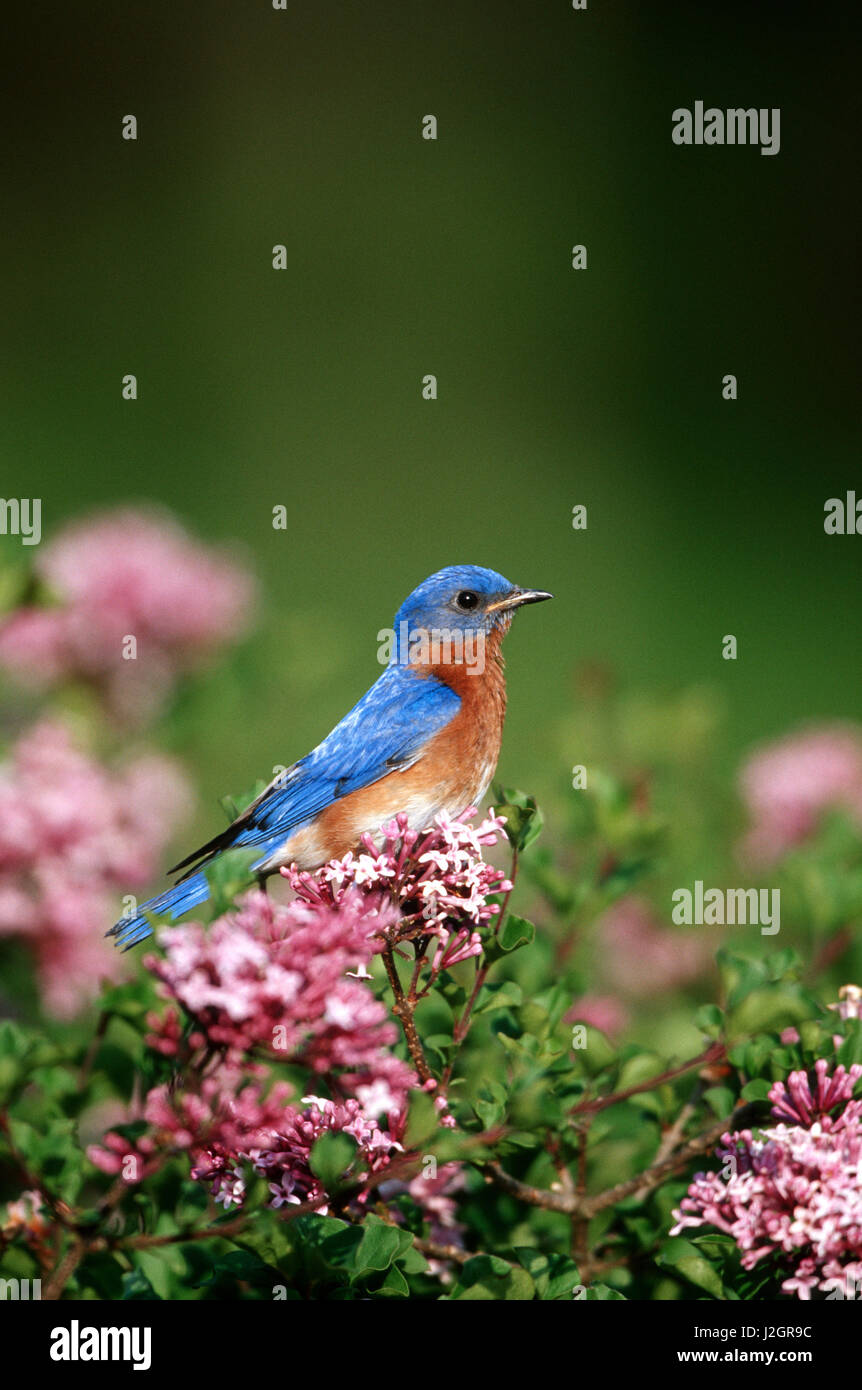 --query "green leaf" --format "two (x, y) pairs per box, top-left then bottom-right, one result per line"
(741, 1078), (772, 1103)
(473, 1079), (509, 1129)
(728, 987), (812, 1040)
(194, 1249), (282, 1294)
(837, 1018), (862, 1068)
(513, 1248), (581, 1300)
(659, 1237), (726, 1299)
(474, 981), (523, 1014)
(437, 977), (468, 1009)
(704, 1085), (736, 1118)
(499, 914), (535, 952)
(354, 1223), (412, 1278)
(322, 1216), (412, 1284)
(378, 1263), (410, 1298)
(485, 915), (535, 965)
(203, 847), (261, 914)
(232, 1208), (303, 1271)
(404, 1089), (439, 1150)
(398, 1241), (430, 1275)
(493, 787), (544, 852)
(77, 1252), (126, 1299)
(694, 1004), (724, 1039)
(447, 1254), (535, 1301)
(121, 1268), (162, 1301)
(308, 1131), (357, 1191)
